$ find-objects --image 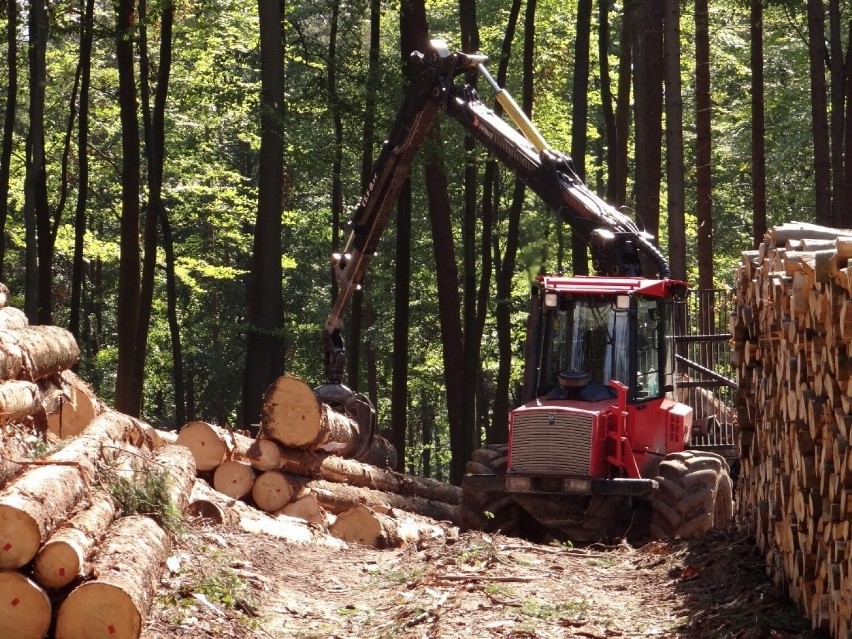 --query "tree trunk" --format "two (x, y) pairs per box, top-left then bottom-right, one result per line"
(55, 515), (169, 639)
(242, 0), (286, 425)
(828, 0), (844, 224)
(0, 306), (28, 330)
(46, 370), (103, 439)
(615, 2), (633, 208)
(32, 491), (116, 589)
(695, 0), (714, 291)
(114, 0), (142, 416)
(0, 325), (80, 381)
(599, 0), (618, 204)
(571, 0), (592, 274)
(663, 0), (686, 280)
(329, 504), (445, 548)
(807, 0), (832, 224)
(0, 0), (17, 282)
(0, 570), (50, 639)
(751, 0), (767, 247)
(70, 0), (94, 342)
